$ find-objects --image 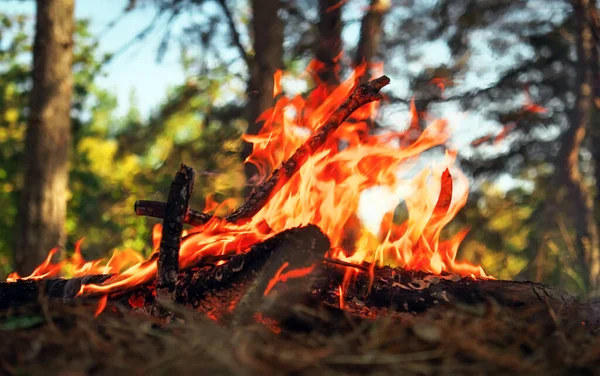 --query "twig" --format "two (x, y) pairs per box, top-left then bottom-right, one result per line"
(134, 75), (391, 226)
(321, 257), (369, 272)
(135, 200), (212, 226)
